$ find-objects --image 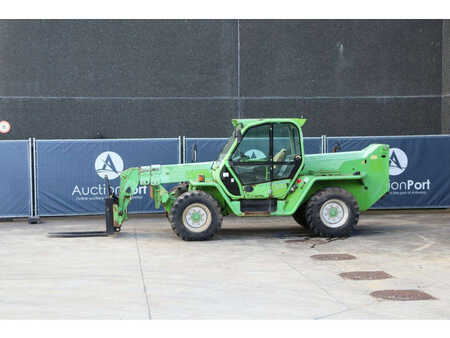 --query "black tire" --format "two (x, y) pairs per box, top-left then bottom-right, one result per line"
(166, 183), (189, 221)
(169, 190), (222, 241)
(306, 187), (359, 237)
(293, 203), (310, 229)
